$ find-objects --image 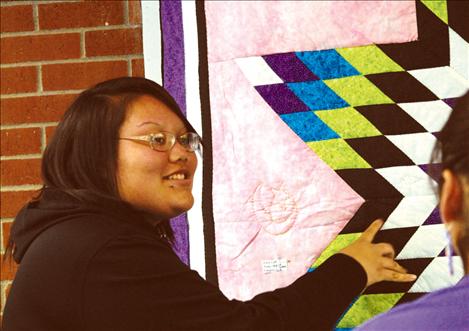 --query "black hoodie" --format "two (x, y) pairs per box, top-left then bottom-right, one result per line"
(2, 188), (366, 331)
